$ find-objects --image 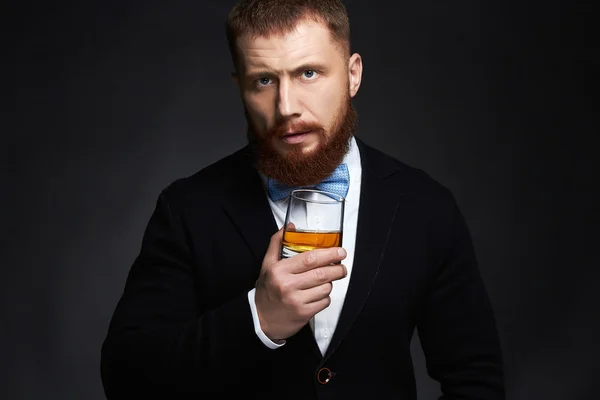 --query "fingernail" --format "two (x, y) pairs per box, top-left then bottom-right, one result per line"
(337, 248), (346, 258)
